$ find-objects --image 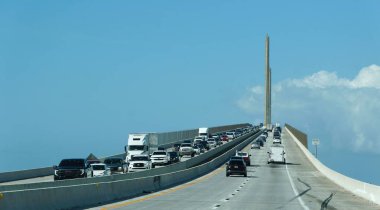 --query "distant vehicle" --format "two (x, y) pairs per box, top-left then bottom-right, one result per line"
(207, 138), (217, 147)
(196, 143), (206, 153)
(267, 145), (286, 164)
(258, 135), (266, 142)
(221, 135), (229, 142)
(104, 157), (127, 174)
(226, 159), (247, 177)
(251, 142), (260, 149)
(193, 136), (204, 146)
(54, 158), (88, 181)
(172, 143), (181, 152)
(236, 151), (251, 166)
(193, 145), (201, 155)
(179, 143), (196, 157)
(199, 127), (209, 140)
(128, 155), (151, 172)
(89, 163), (110, 177)
(168, 151), (180, 164)
(226, 132), (235, 140)
(262, 131), (268, 138)
(85, 159), (101, 167)
(273, 131), (281, 139)
(273, 138), (281, 144)
(150, 151), (170, 168)
(256, 139), (264, 147)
